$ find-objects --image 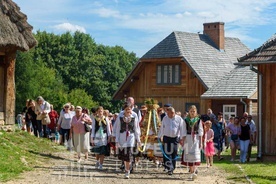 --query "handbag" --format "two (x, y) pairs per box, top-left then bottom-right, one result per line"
(231, 134), (238, 141)
(82, 114), (92, 132)
(42, 113), (51, 125)
(84, 122), (92, 132)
